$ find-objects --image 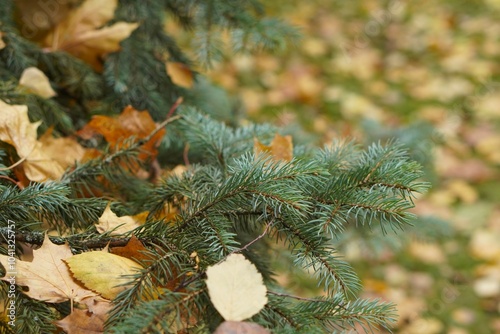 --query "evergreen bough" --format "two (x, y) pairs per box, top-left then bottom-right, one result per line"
(0, 0), (429, 333)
